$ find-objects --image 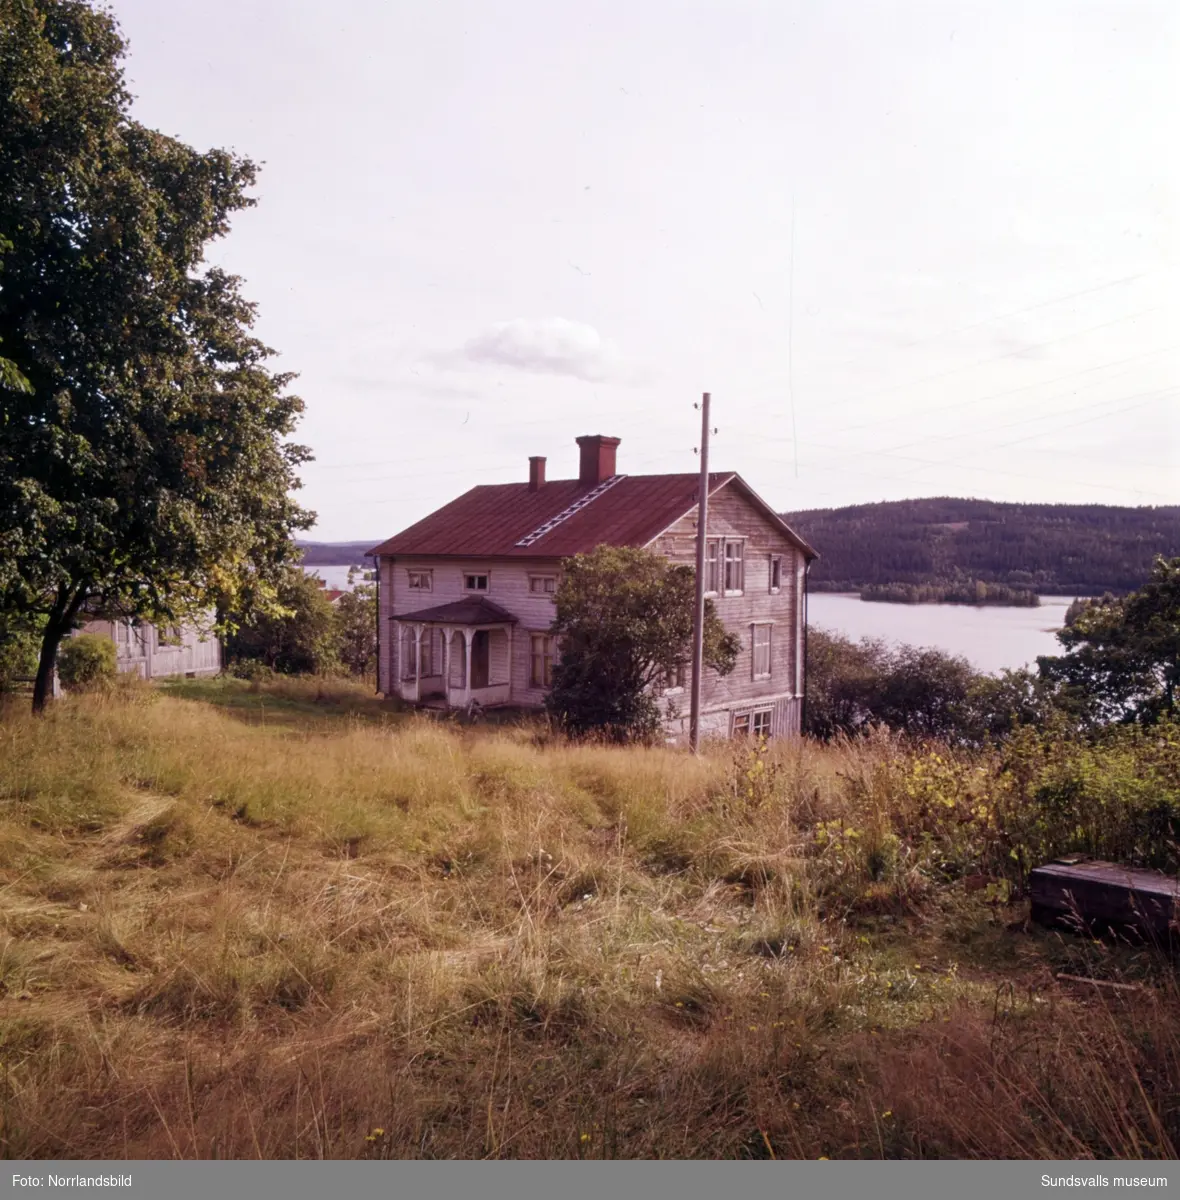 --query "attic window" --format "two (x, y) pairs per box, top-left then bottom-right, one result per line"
(769, 556), (782, 593)
(464, 573), (489, 592)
